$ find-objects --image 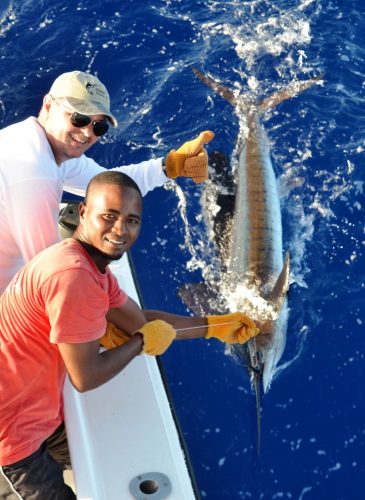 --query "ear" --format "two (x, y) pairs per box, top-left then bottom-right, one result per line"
(43, 94), (53, 112)
(79, 202), (86, 220)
